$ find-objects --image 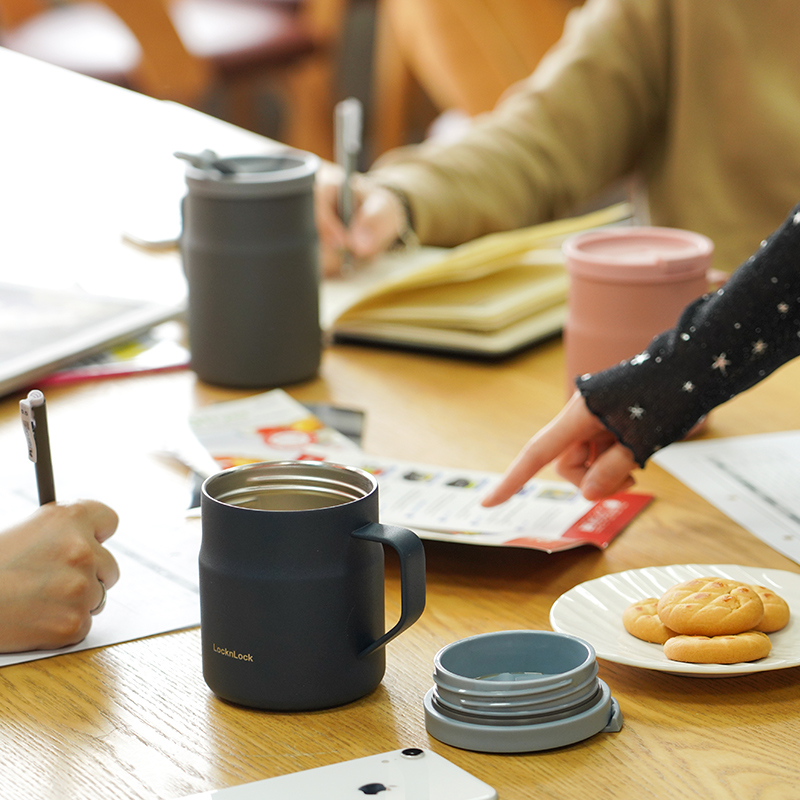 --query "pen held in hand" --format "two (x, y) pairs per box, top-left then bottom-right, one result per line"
(20, 389), (56, 505)
(335, 97), (363, 272)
